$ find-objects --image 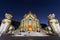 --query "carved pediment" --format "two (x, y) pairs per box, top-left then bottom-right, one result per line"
(24, 11), (37, 19)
